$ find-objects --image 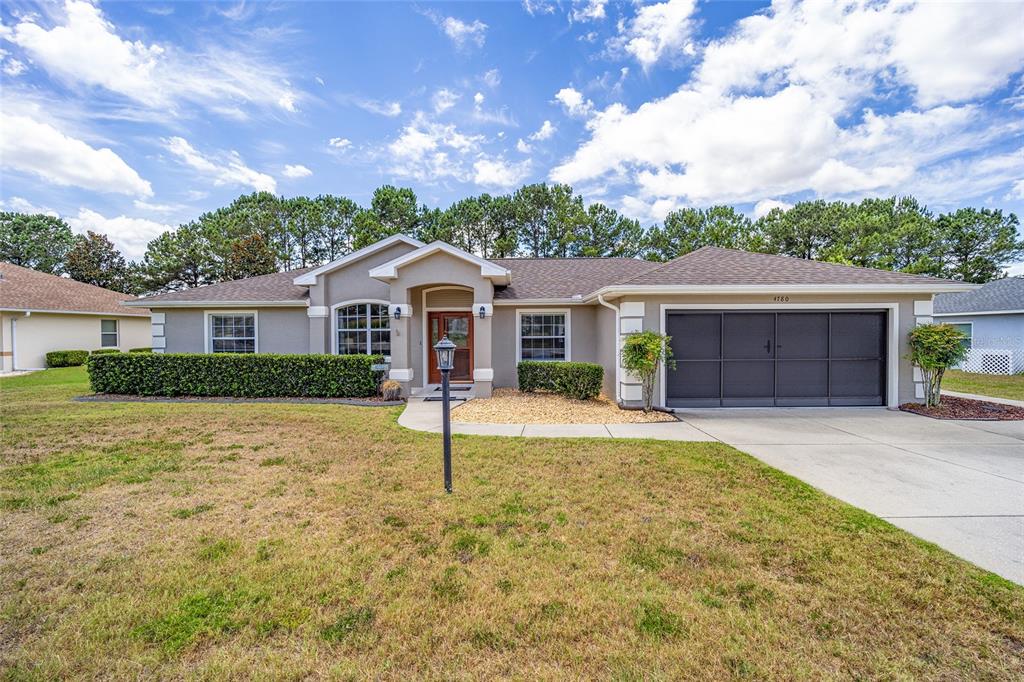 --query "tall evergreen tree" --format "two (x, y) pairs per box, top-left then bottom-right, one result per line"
(936, 208), (1024, 283)
(65, 231), (134, 293)
(645, 206), (754, 261)
(0, 212), (77, 274)
(569, 203), (646, 258)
